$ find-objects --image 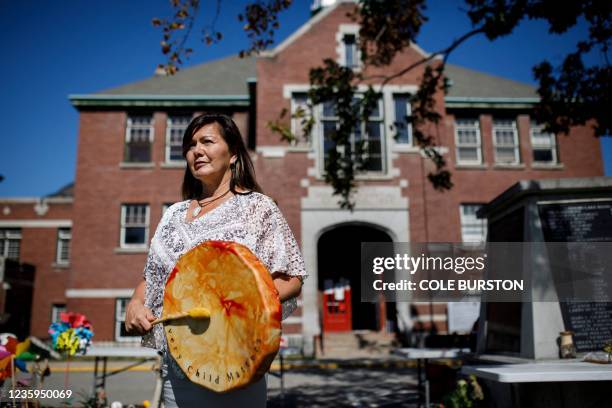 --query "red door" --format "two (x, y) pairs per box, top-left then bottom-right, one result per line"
(322, 278), (352, 332)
